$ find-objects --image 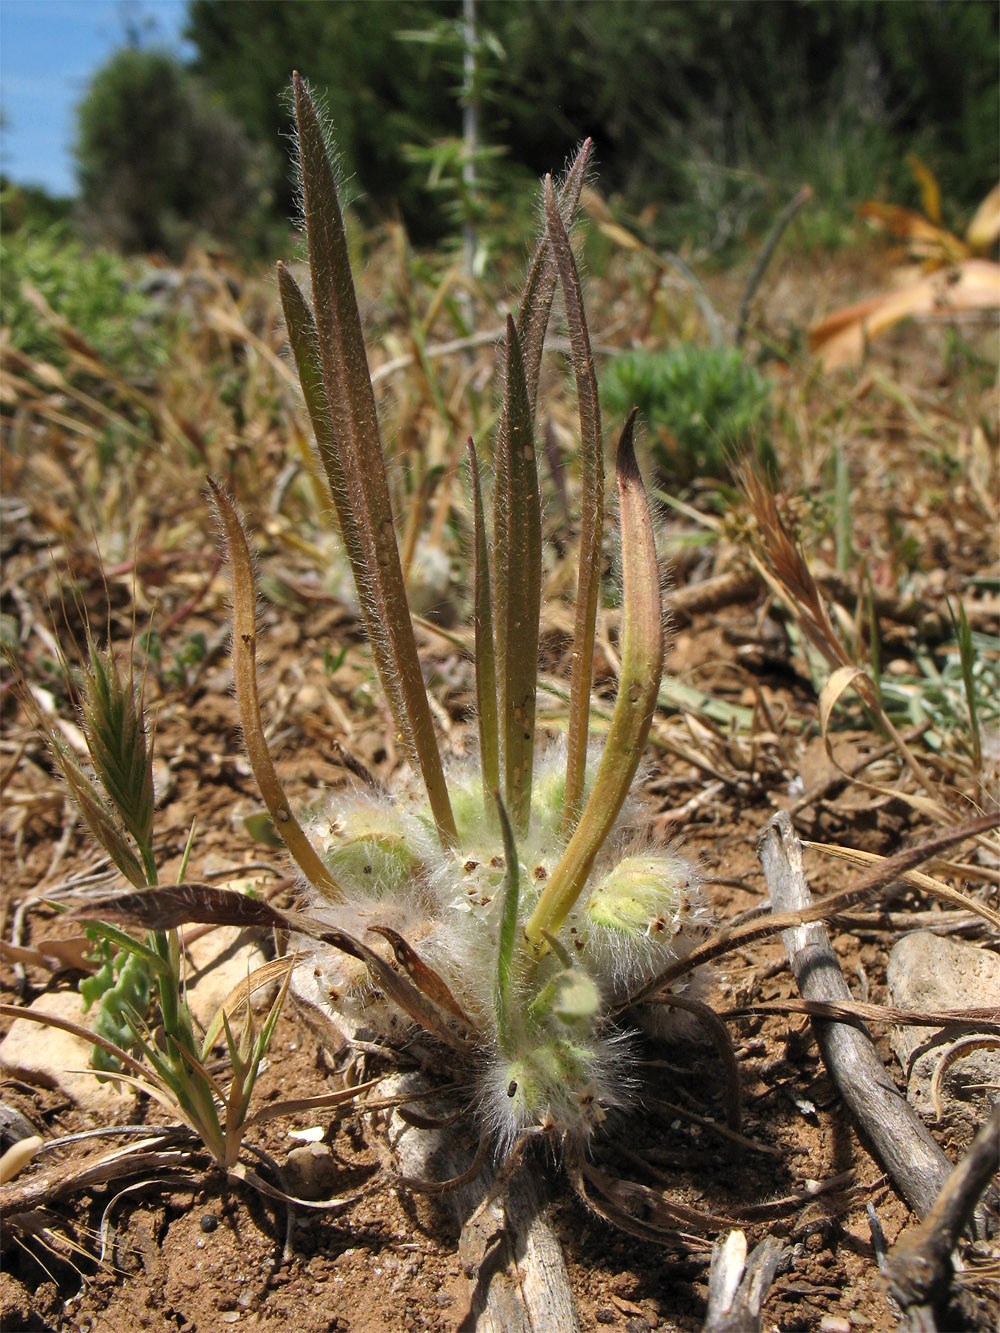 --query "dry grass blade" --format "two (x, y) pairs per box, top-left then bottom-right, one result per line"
(643, 993), (742, 1132)
(0, 1002), (187, 1122)
(525, 412), (663, 945)
(930, 1037), (1000, 1121)
(392, 1132), (491, 1196)
(467, 439), (500, 797)
(246, 1077), (382, 1128)
(631, 811), (1000, 1002)
(1, 1135), (198, 1218)
(543, 175), (605, 836)
(804, 839), (1000, 930)
(722, 998), (1000, 1031)
(579, 1155), (737, 1233)
(201, 955), (298, 1053)
(366, 925), (473, 1026)
(493, 315), (542, 834)
(68, 883), (477, 1051)
(740, 467), (941, 803)
(759, 811), (991, 1225)
(292, 73), (456, 848)
(207, 479), (340, 898)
